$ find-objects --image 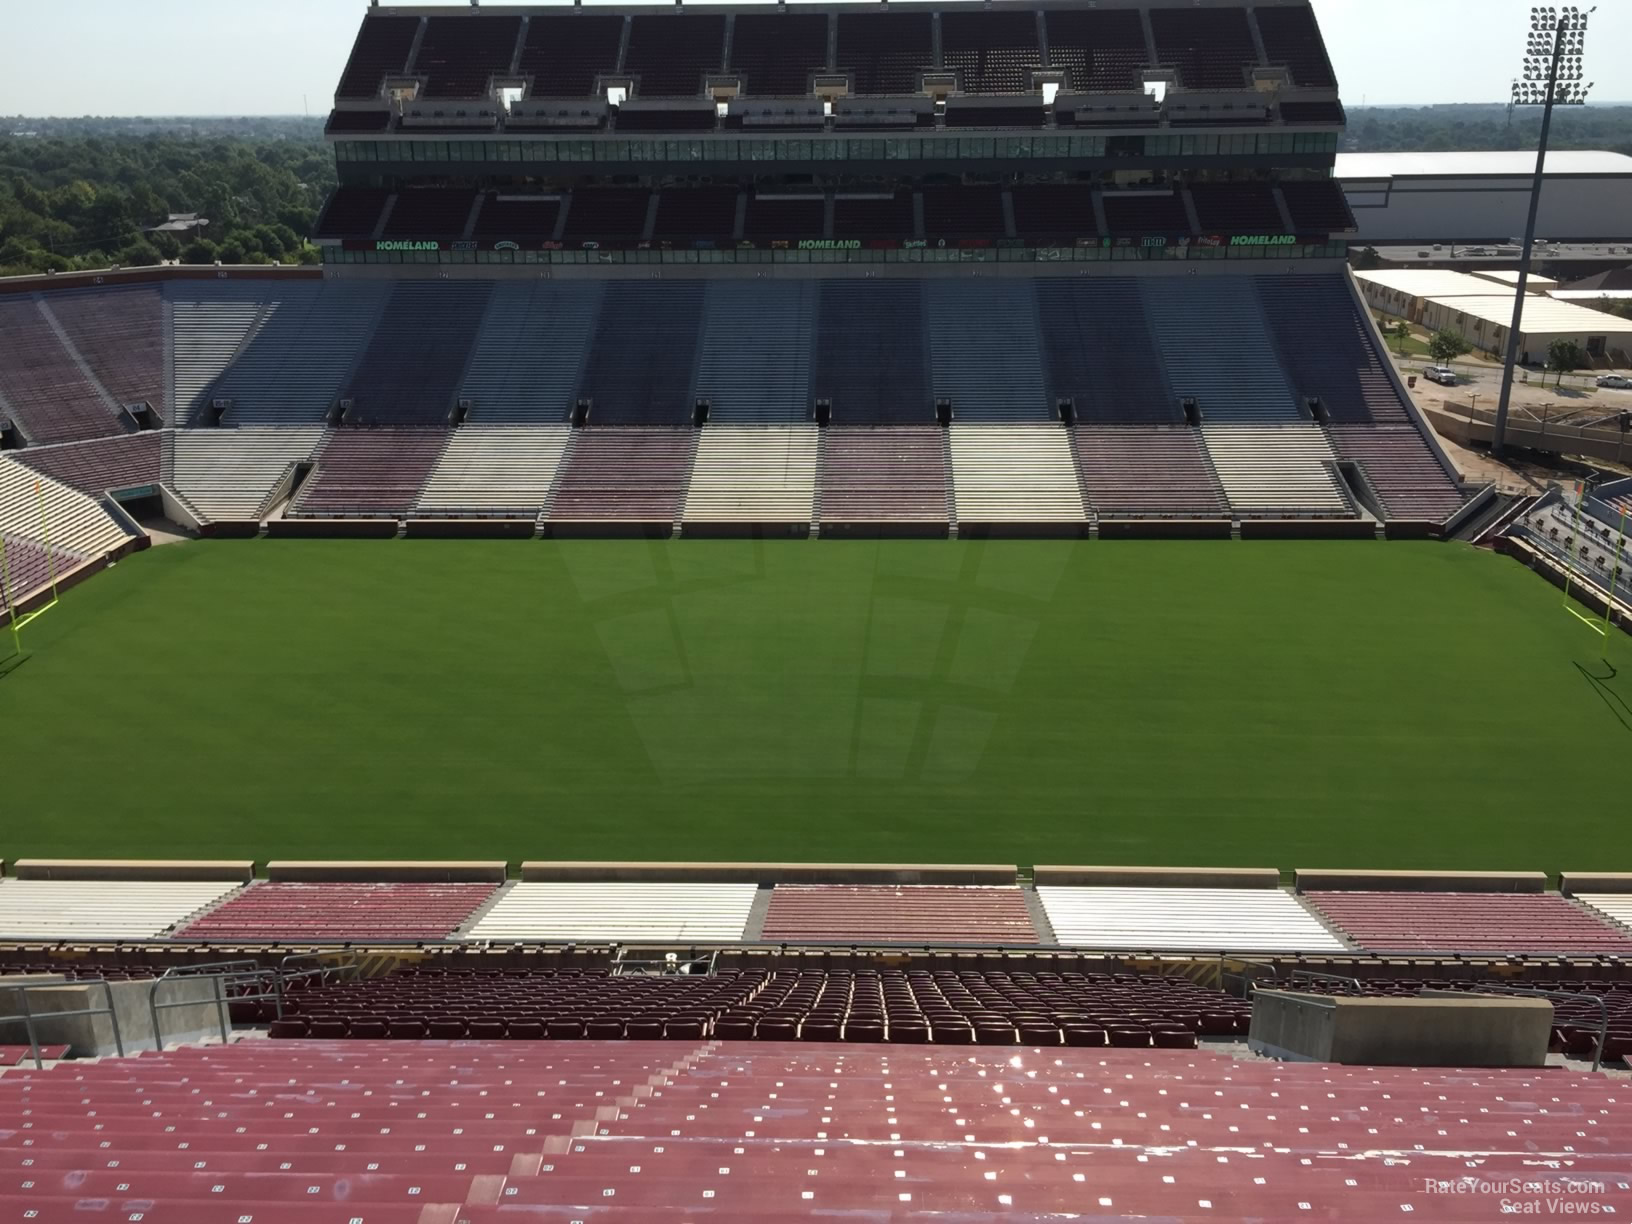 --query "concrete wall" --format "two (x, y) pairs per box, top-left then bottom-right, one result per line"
(14, 859), (255, 882)
(1294, 869), (1546, 892)
(0, 975), (225, 1057)
(1033, 866), (1280, 888)
(519, 862), (1018, 885)
(265, 860), (508, 883)
(1249, 989), (1552, 1066)
(1343, 176), (1632, 245)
